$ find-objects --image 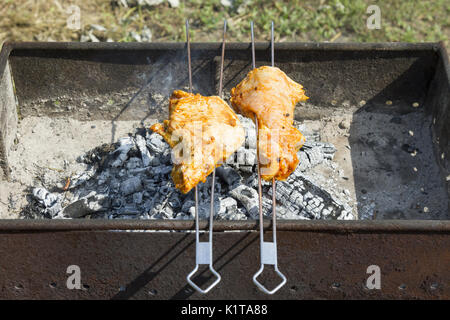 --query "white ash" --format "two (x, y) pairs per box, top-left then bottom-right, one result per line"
(32, 188), (62, 218)
(267, 169), (353, 220)
(28, 116), (354, 220)
(62, 191), (109, 218)
(229, 185), (259, 218)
